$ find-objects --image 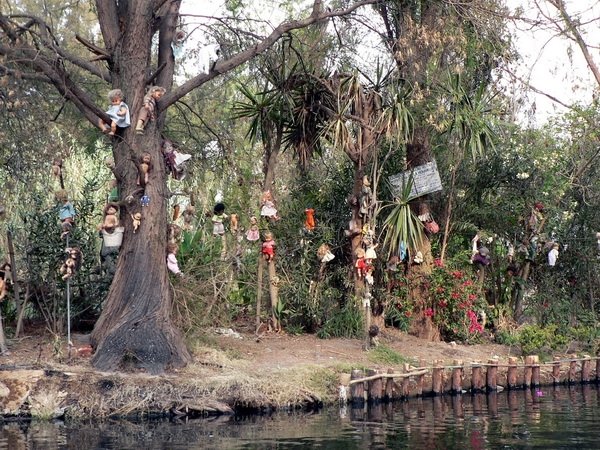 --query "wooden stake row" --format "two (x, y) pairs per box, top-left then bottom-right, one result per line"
(347, 354), (600, 404)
